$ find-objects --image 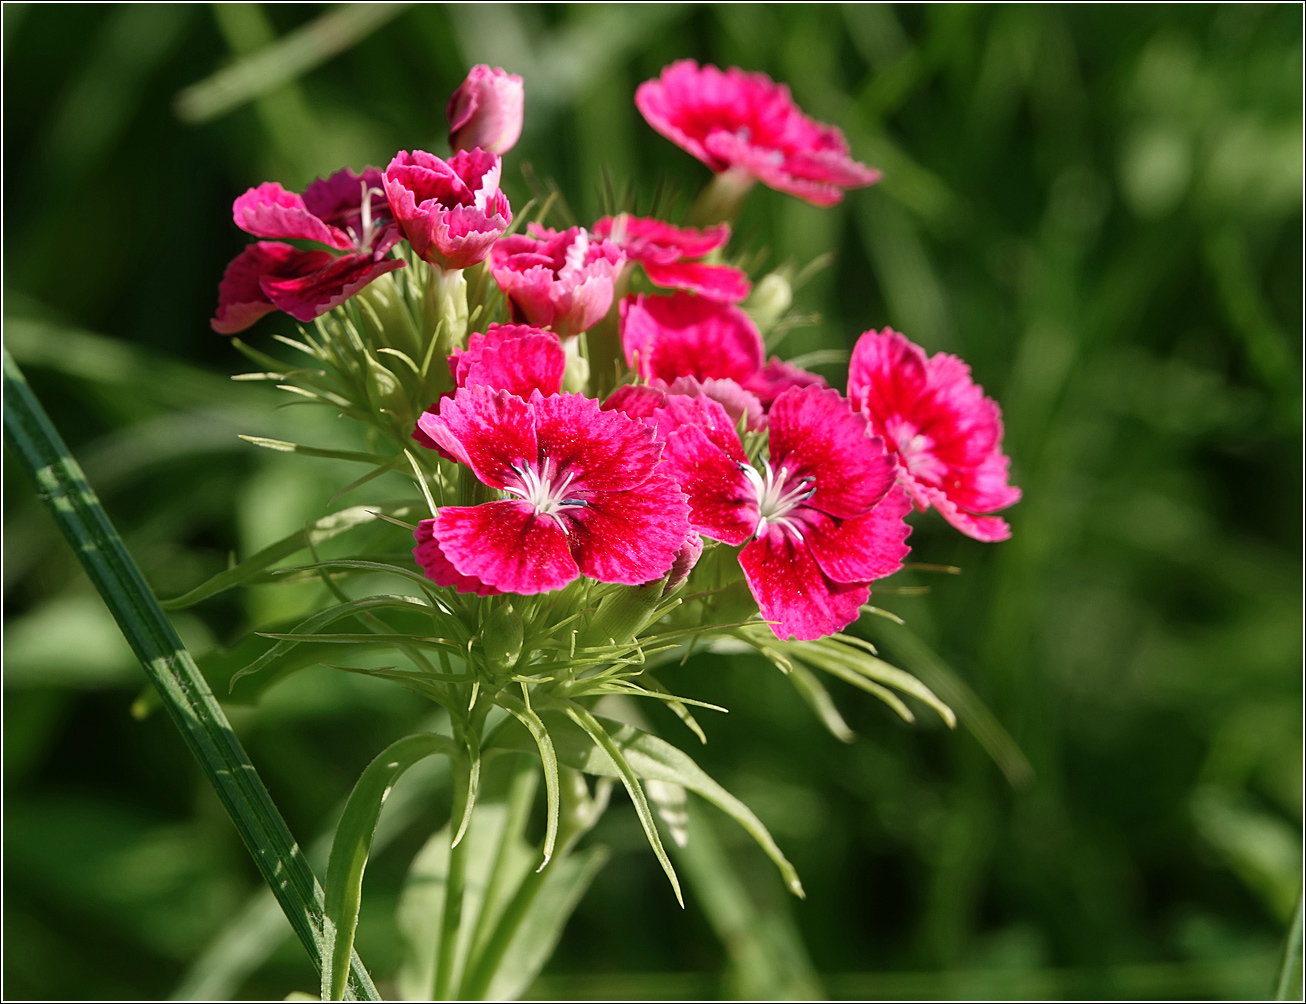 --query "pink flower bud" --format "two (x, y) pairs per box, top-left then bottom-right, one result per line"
(447, 65), (524, 156)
